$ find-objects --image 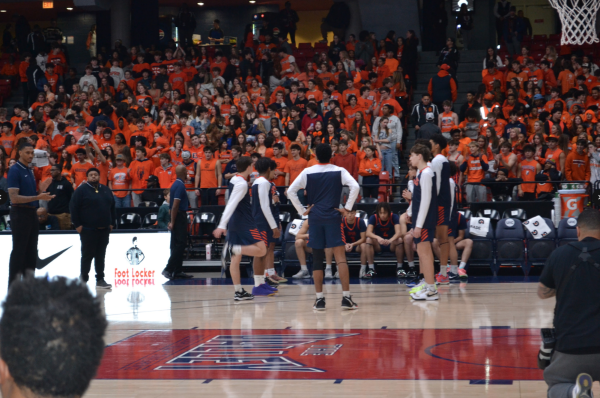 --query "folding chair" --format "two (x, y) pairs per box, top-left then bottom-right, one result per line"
(118, 213), (142, 229)
(525, 217), (556, 270)
(502, 208), (527, 220)
(138, 201), (158, 207)
(557, 217), (578, 246)
(465, 219), (495, 273)
(141, 213), (158, 229)
(496, 218), (527, 274)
